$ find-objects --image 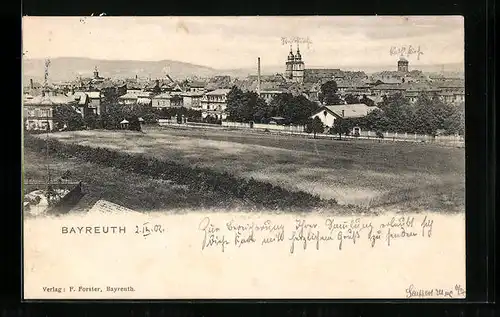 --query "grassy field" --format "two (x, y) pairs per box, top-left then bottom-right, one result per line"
(23, 148), (253, 212)
(35, 125), (465, 213)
